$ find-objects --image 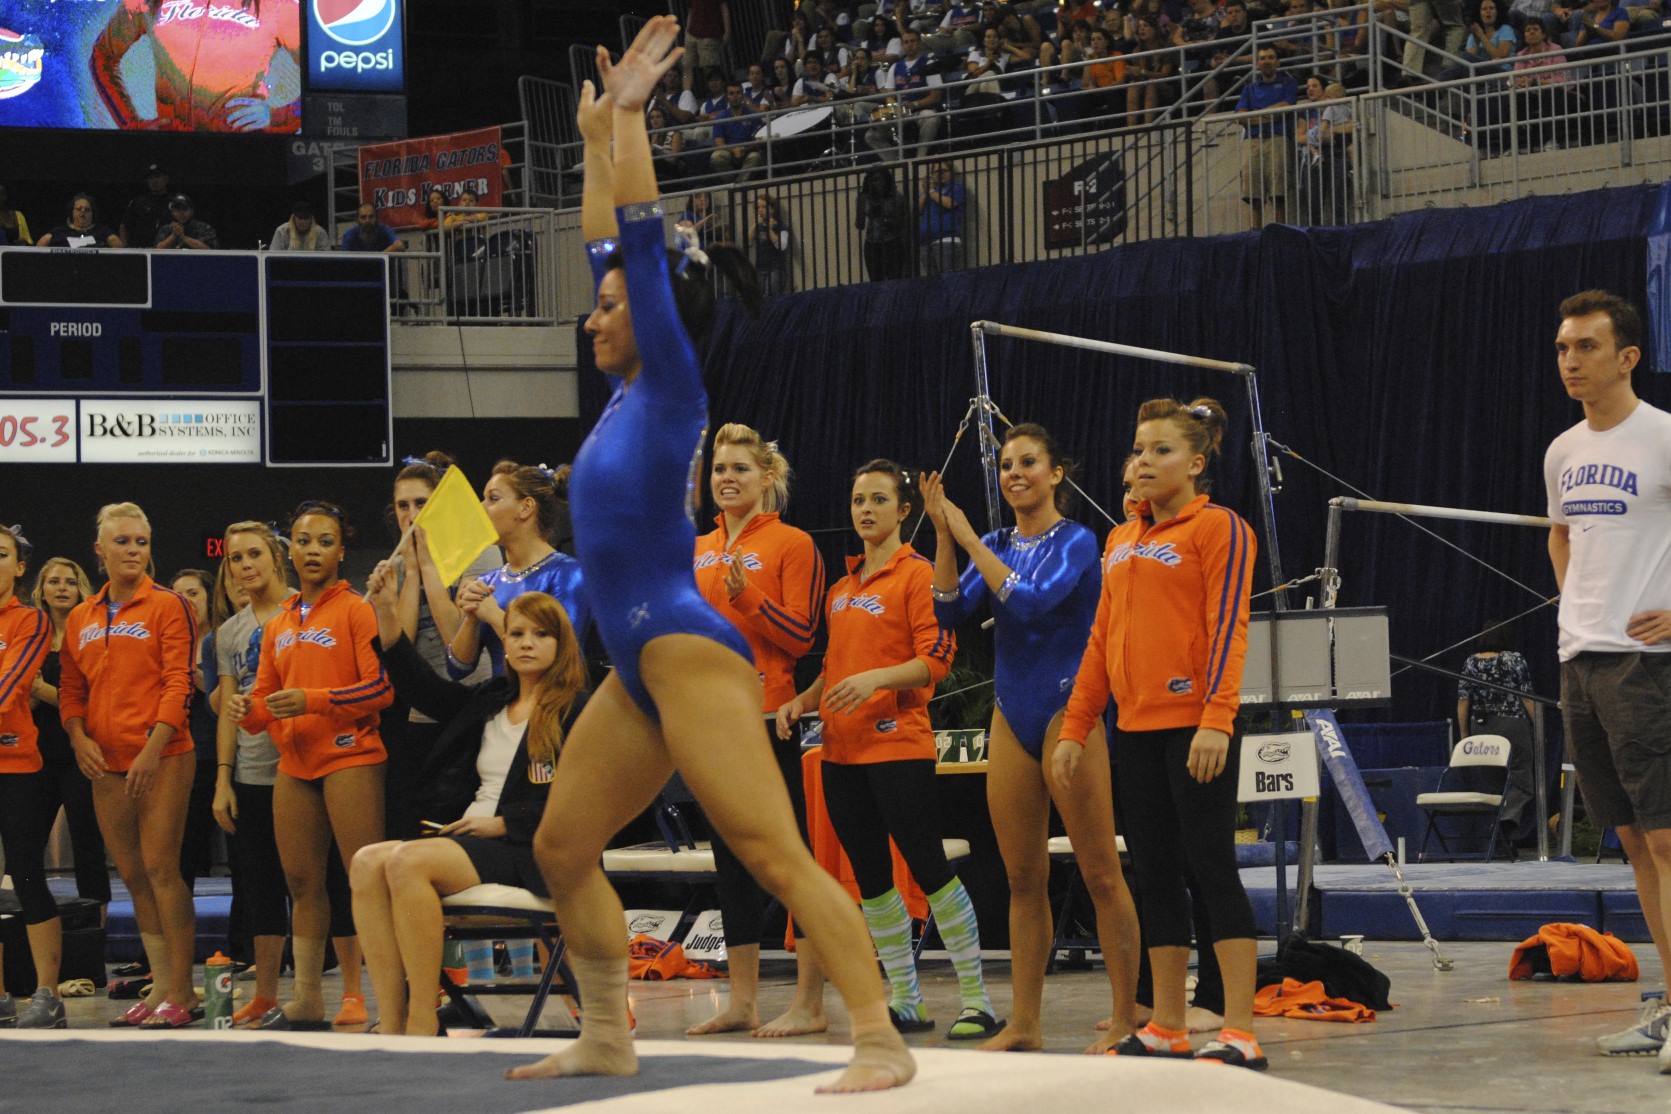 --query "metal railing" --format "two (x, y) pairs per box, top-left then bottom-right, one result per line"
(549, 116), (1194, 320)
(520, 76), (579, 210)
(1194, 39), (1671, 234)
(386, 206), (559, 324)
